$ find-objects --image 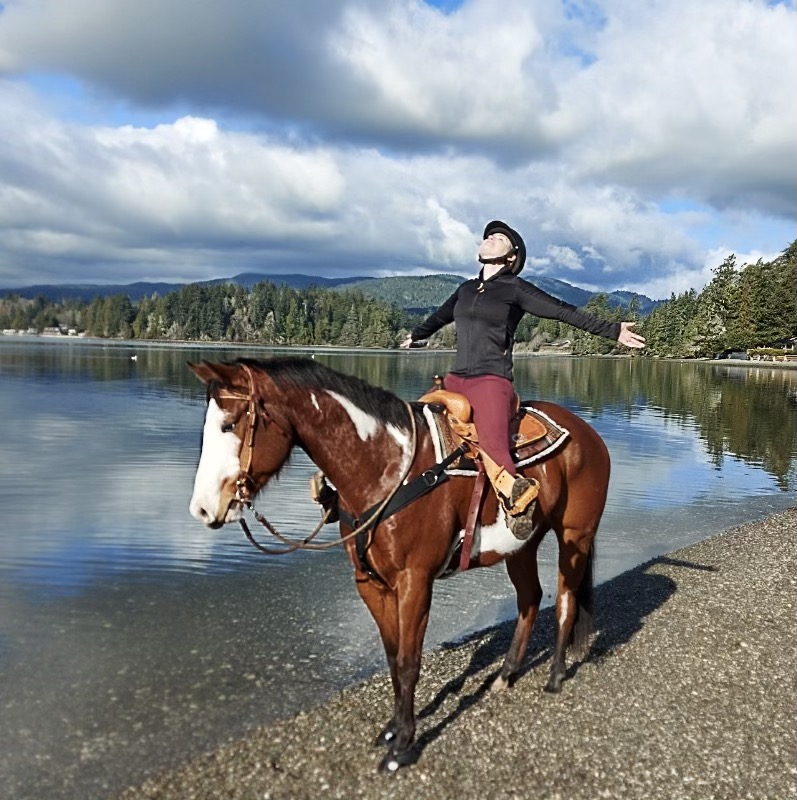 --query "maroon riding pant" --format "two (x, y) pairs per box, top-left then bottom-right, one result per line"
(444, 373), (517, 476)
